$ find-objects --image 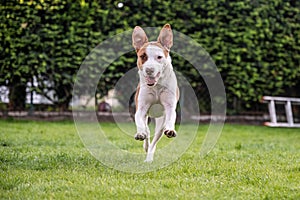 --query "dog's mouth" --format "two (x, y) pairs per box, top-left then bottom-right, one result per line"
(145, 72), (161, 87)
